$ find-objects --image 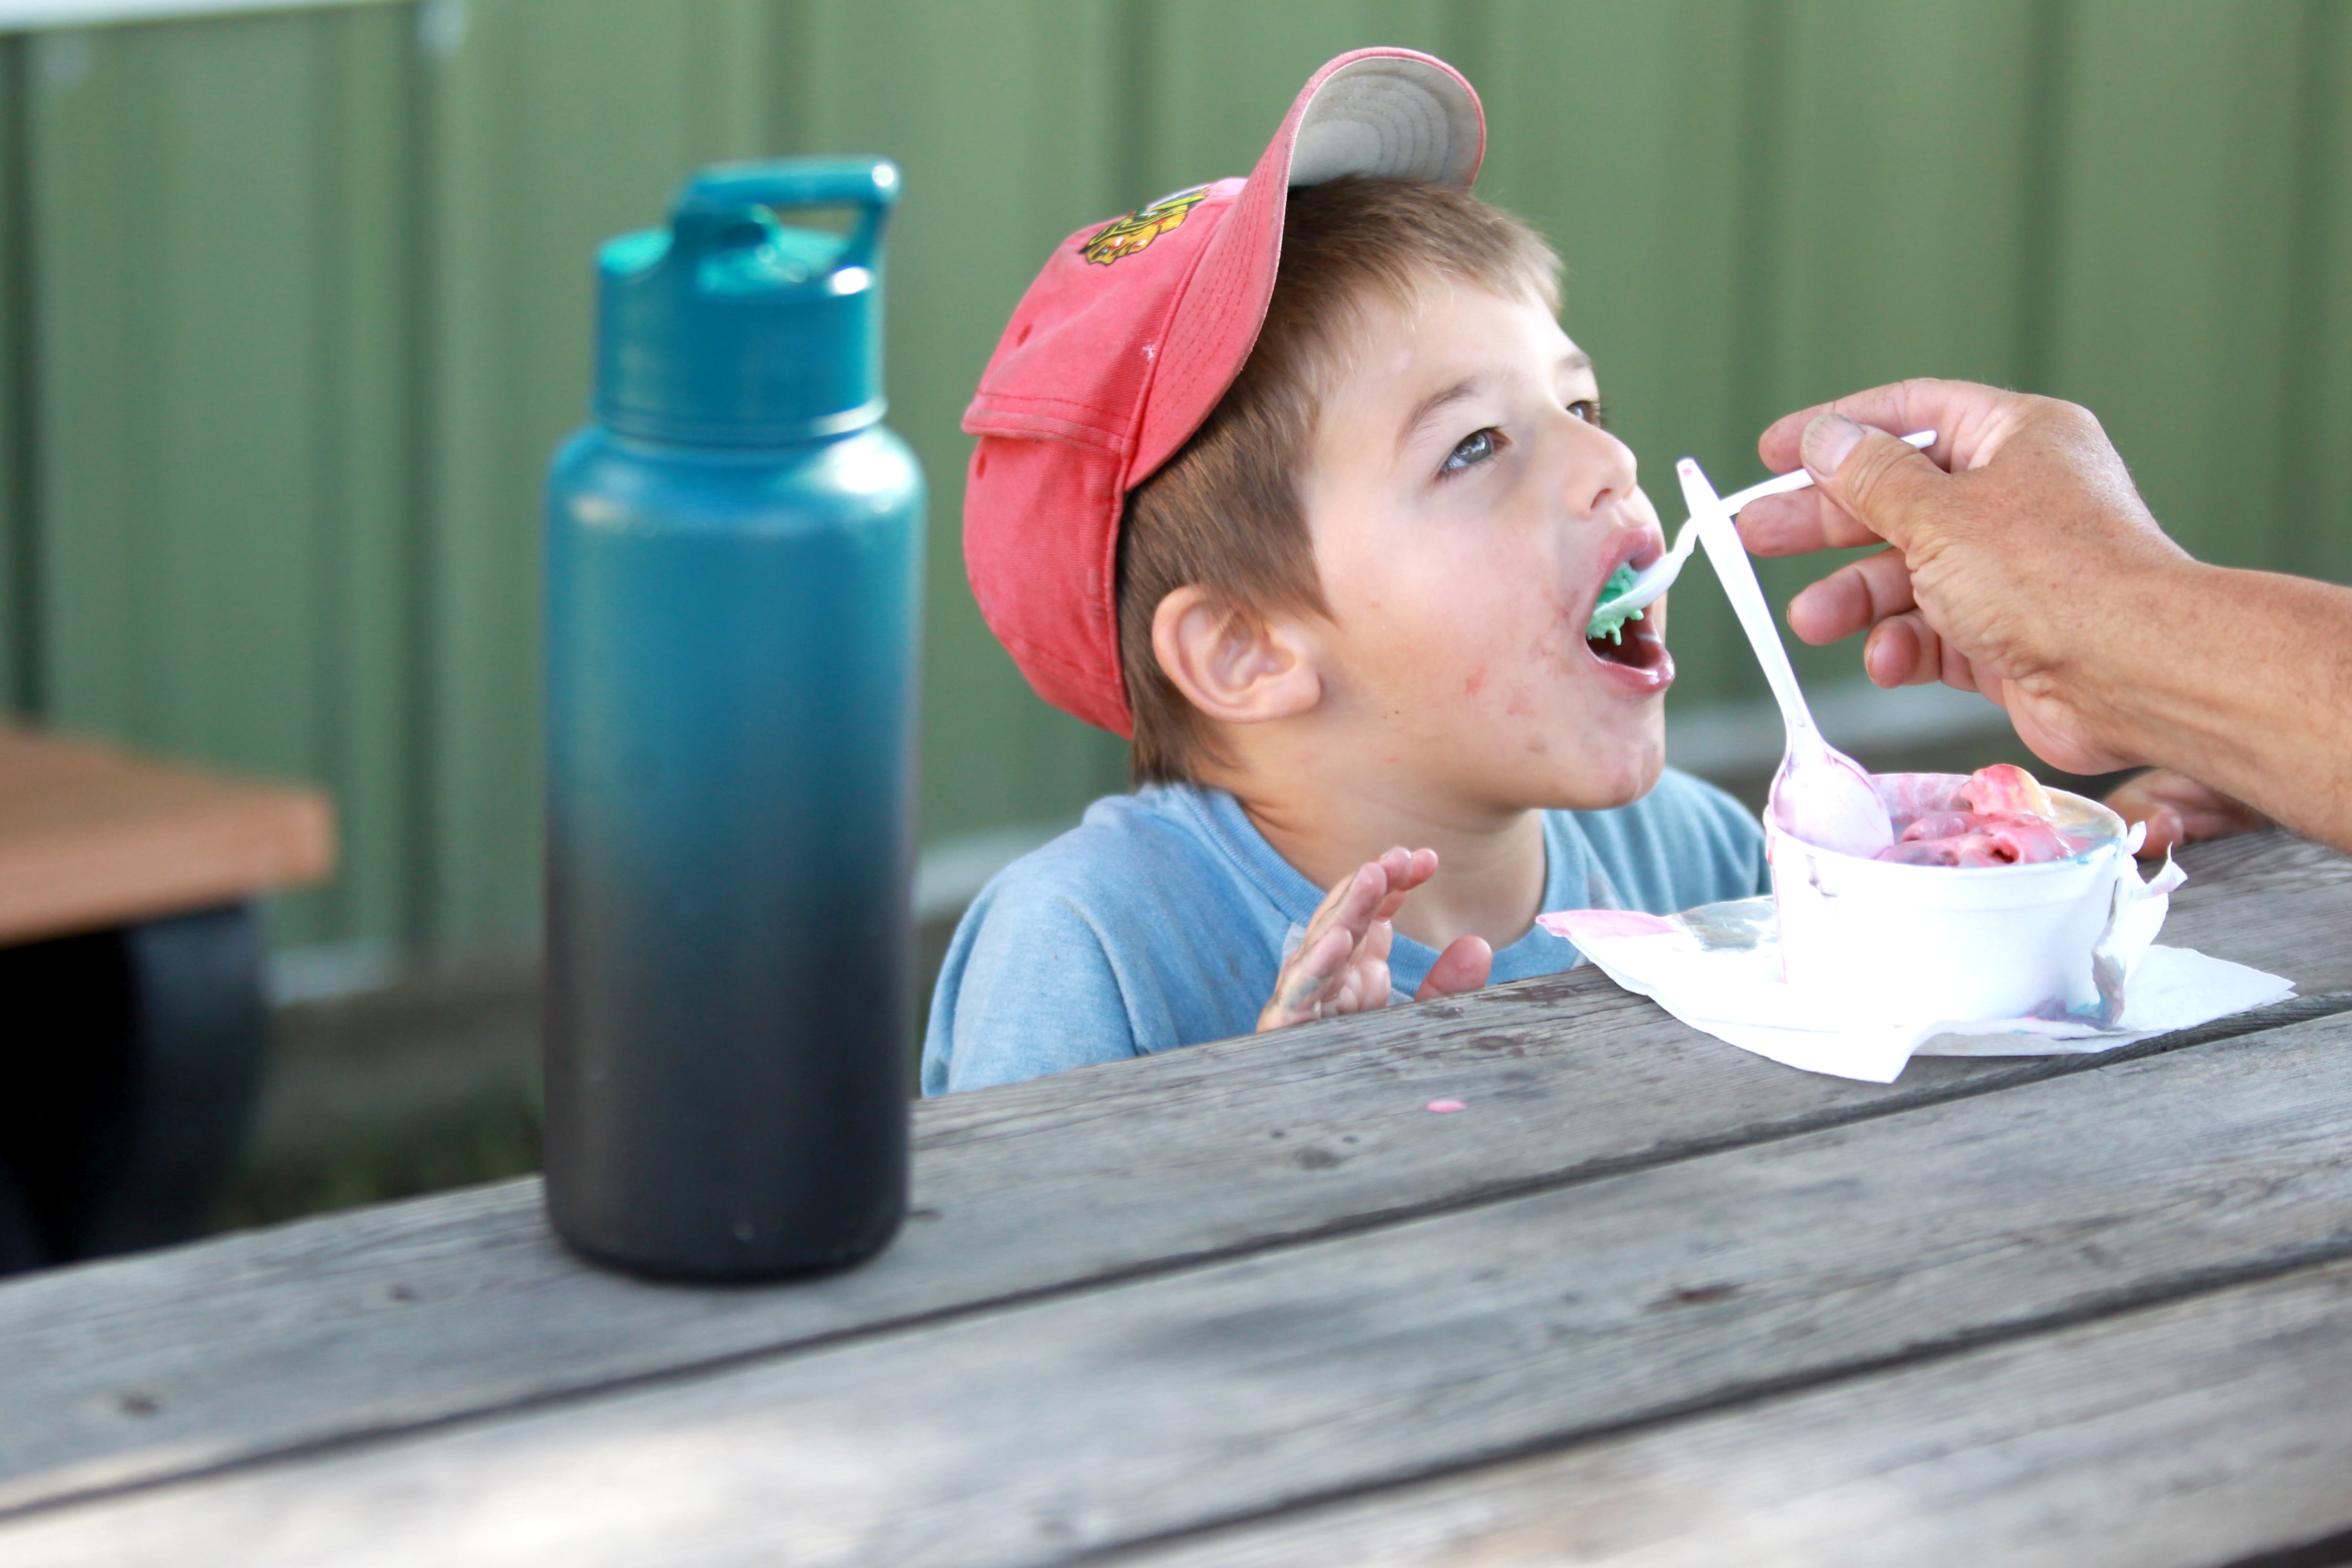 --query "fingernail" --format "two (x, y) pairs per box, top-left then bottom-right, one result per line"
(1802, 412), (1865, 477)
(1863, 626), (1894, 686)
